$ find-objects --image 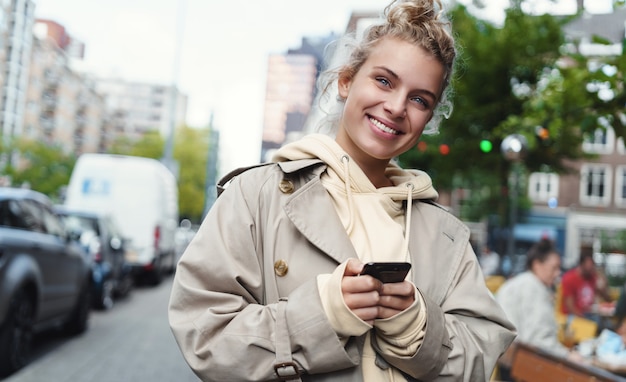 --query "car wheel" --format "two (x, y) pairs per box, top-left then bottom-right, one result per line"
(0, 288), (35, 378)
(95, 279), (114, 310)
(63, 280), (91, 335)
